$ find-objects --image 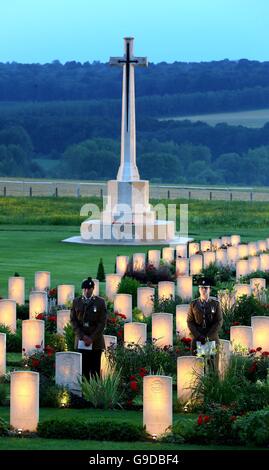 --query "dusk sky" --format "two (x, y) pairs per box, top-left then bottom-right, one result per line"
(0, 0), (268, 64)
